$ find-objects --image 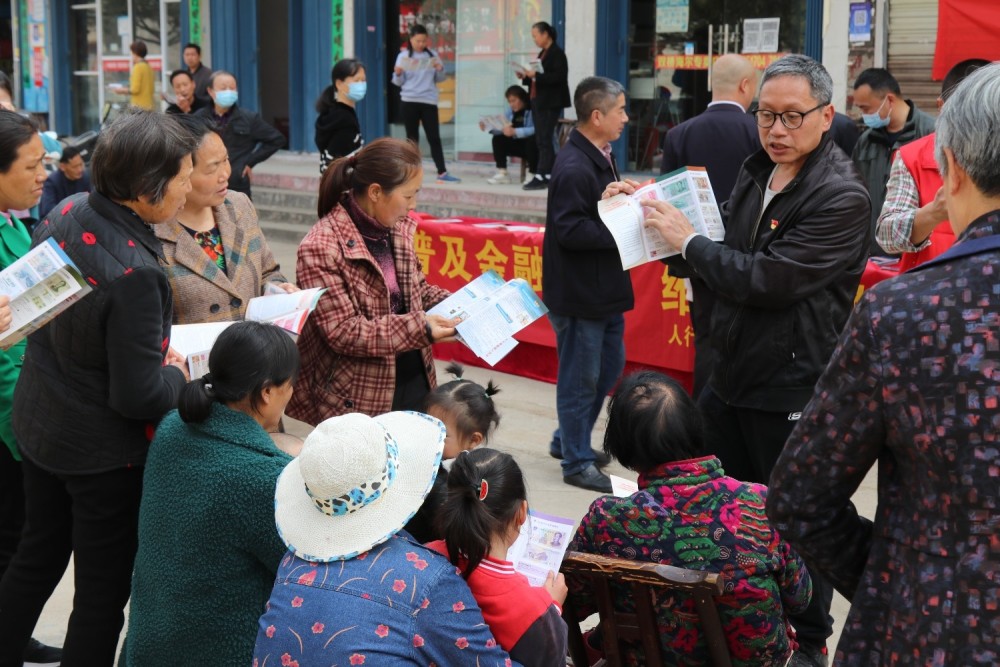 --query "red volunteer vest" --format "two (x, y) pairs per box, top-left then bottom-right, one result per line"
(897, 133), (954, 272)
